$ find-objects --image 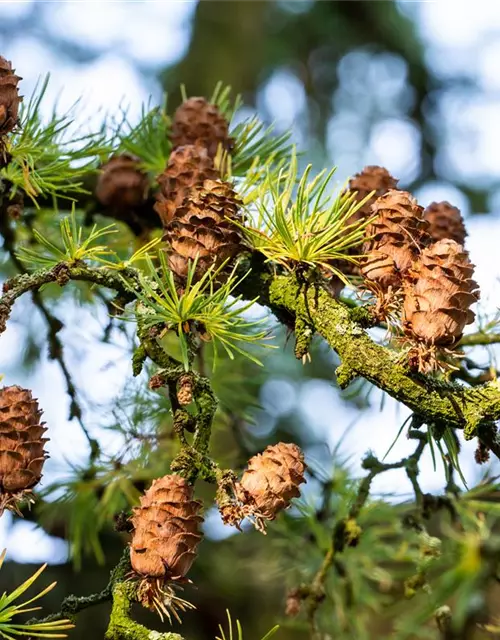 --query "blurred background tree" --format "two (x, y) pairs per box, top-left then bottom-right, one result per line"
(1, 2), (500, 639)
